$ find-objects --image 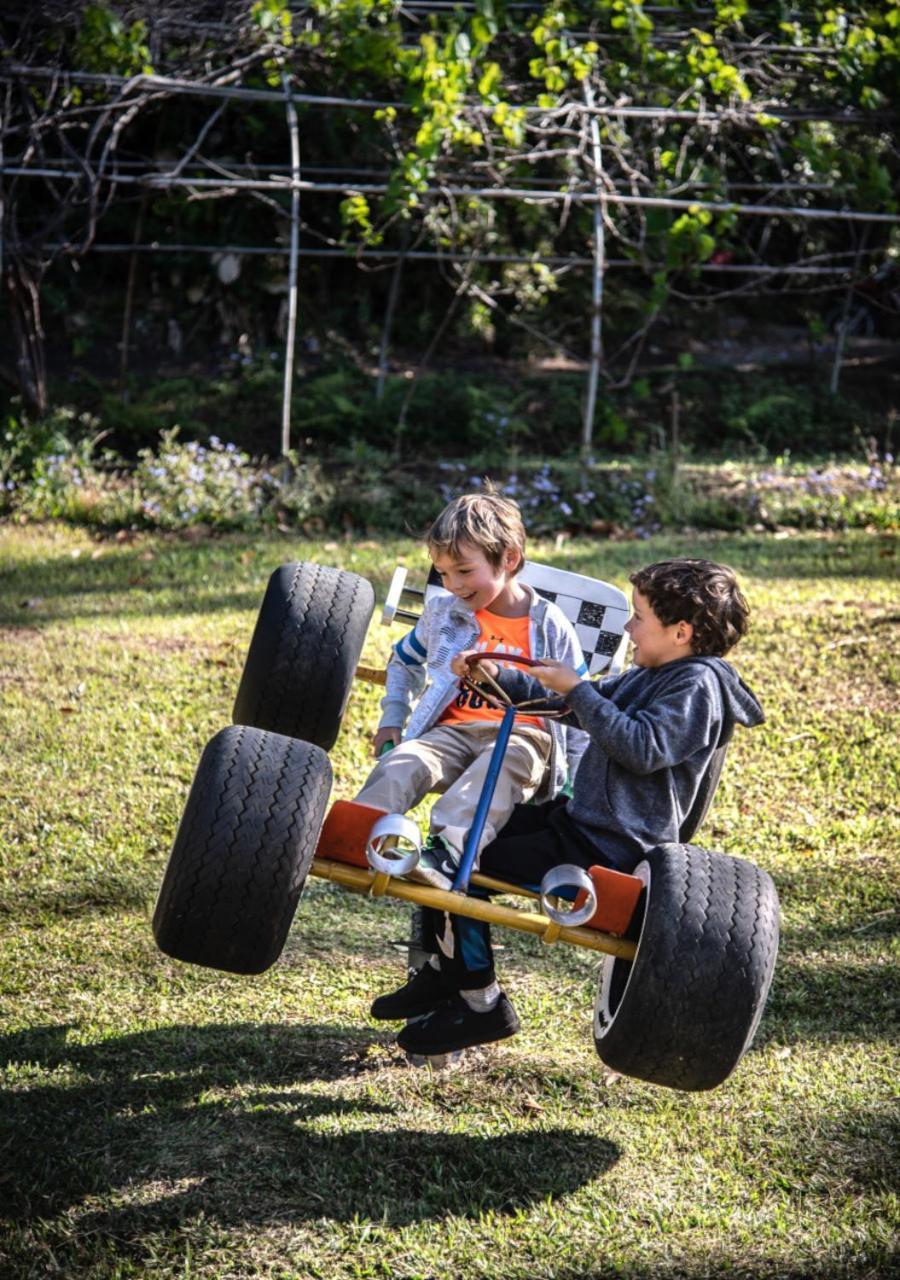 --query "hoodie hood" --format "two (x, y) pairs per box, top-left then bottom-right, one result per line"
(688, 656), (765, 738)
